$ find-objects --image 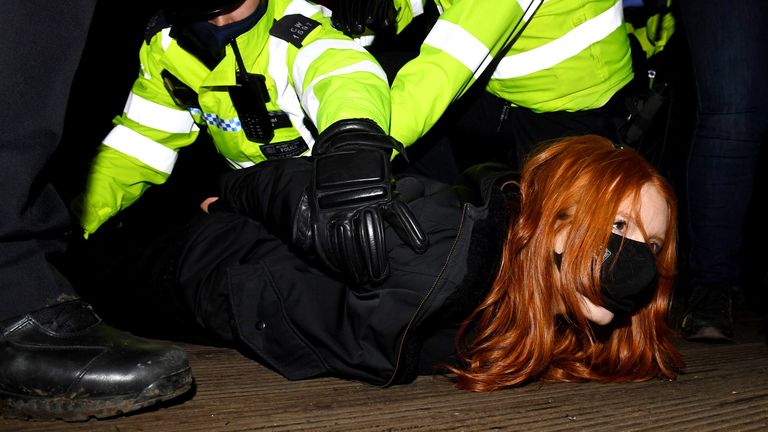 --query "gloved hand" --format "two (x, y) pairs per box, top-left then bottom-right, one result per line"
(215, 119), (428, 285)
(305, 119), (429, 284)
(330, 0), (397, 36)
